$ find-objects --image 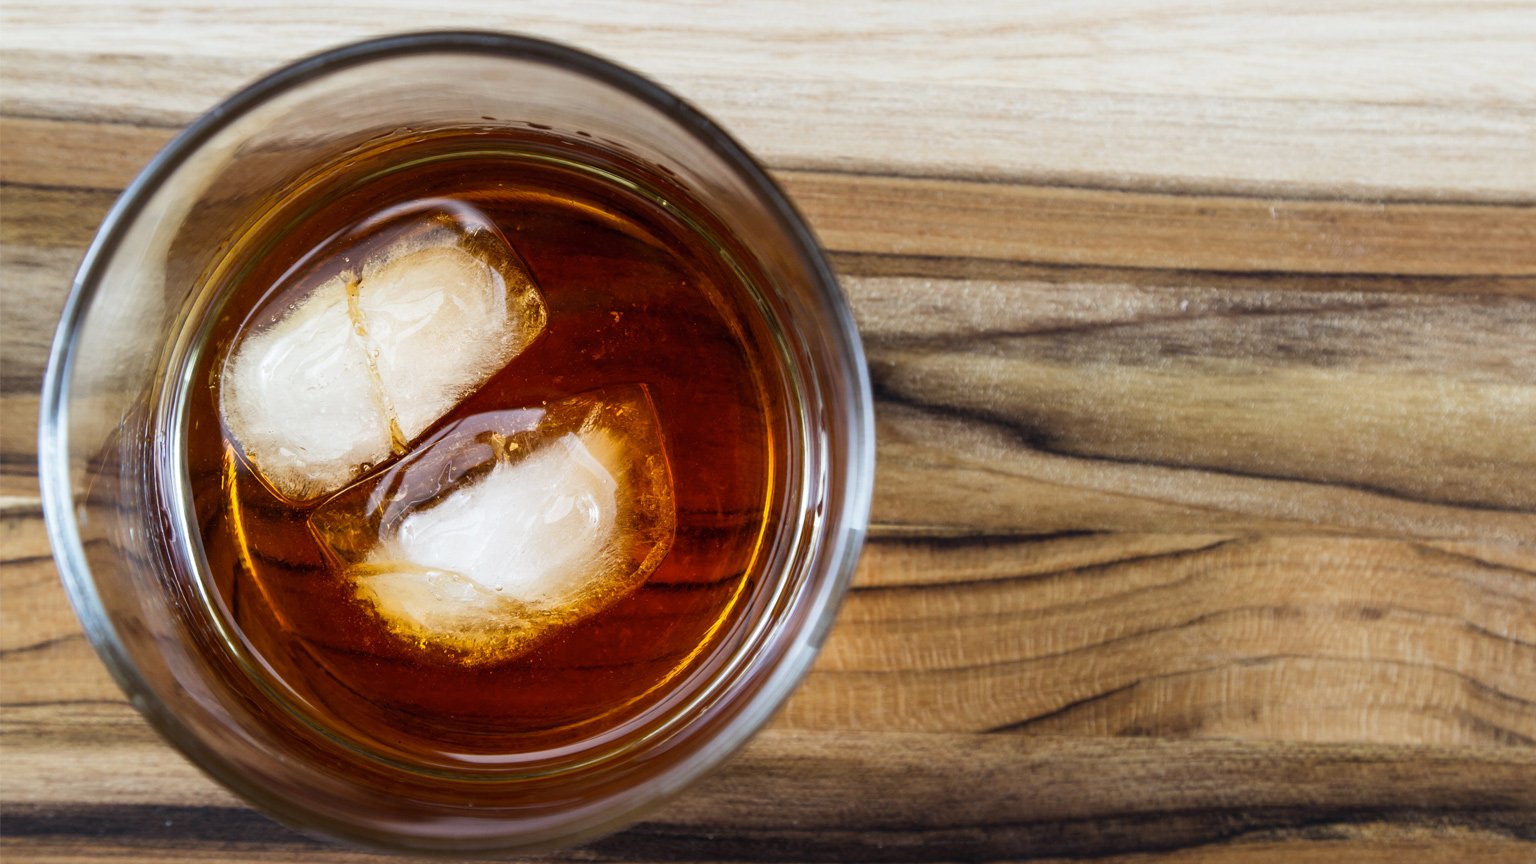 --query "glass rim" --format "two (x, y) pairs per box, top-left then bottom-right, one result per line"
(38, 30), (876, 854)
